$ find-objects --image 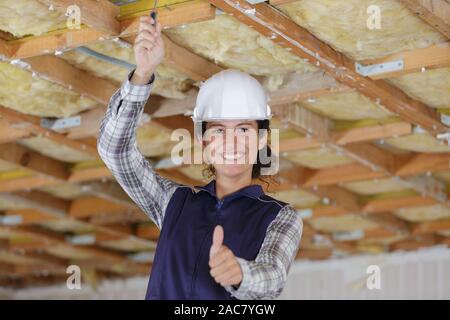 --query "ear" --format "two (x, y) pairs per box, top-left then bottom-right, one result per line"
(258, 128), (268, 151)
